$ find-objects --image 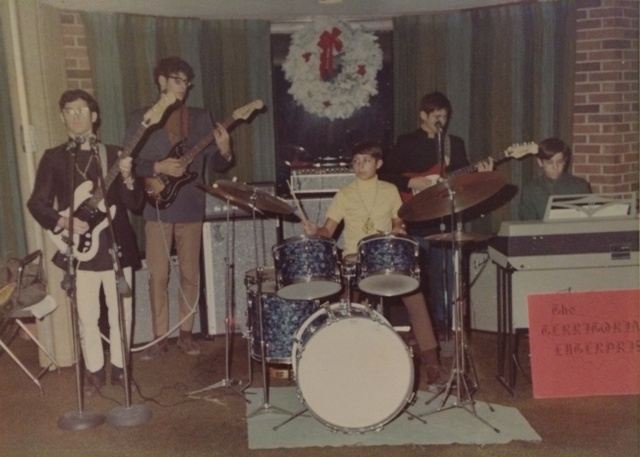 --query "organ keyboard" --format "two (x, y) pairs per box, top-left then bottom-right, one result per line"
(486, 193), (639, 396)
